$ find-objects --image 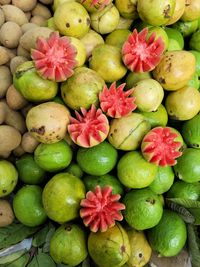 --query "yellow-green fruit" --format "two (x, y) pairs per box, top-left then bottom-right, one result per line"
(153, 51), (196, 91)
(89, 44), (127, 82)
(131, 79), (164, 112)
(105, 29), (131, 49)
(166, 0), (186, 25)
(52, 0), (75, 11)
(181, 0), (200, 22)
(125, 72), (151, 88)
(47, 17), (57, 30)
(126, 228), (152, 267)
(165, 86), (200, 120)
(78, 0), (113, 13)
(26, 102), (70, 144)
(69, 37), (86, 67)
(115, 0), (138, 20)
(81, 29), (104, 58)
(88, 223), (131, 267)
(90, 4), (120, 34)
(108, 113), (151, 151)
(54, 2), (90, 38)
(116, 17), (133, 30)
